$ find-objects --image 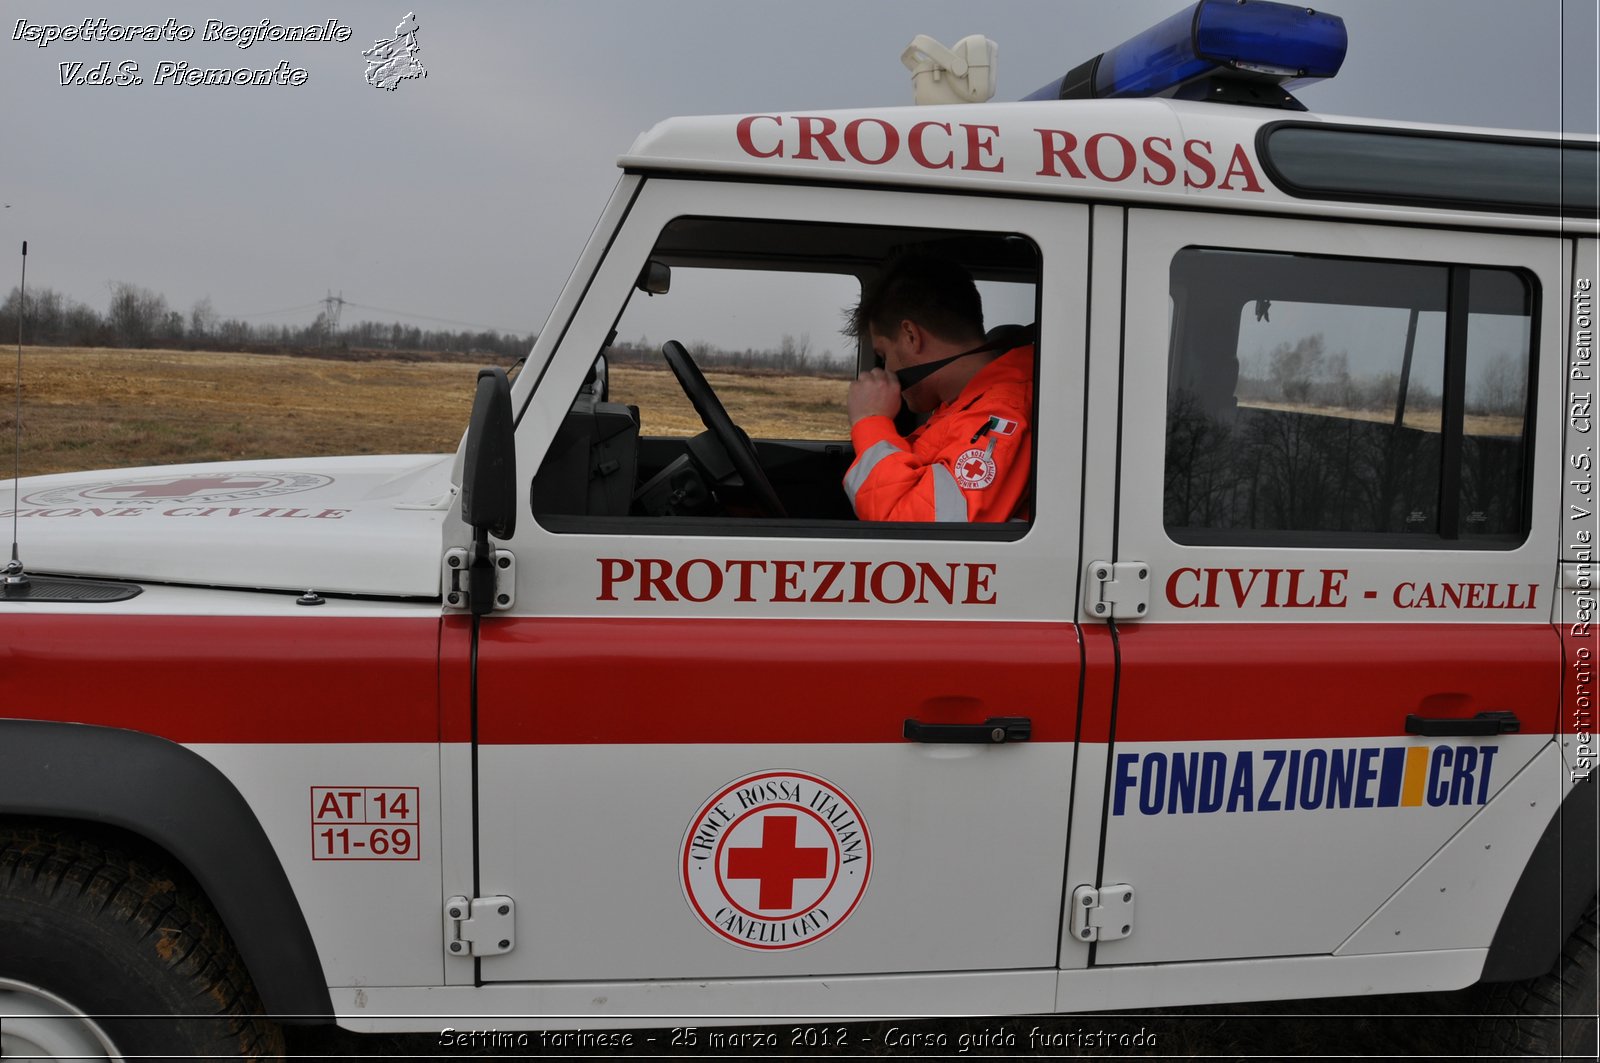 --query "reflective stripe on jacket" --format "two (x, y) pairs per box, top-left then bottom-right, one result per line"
(844, 346), (1033, 522)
